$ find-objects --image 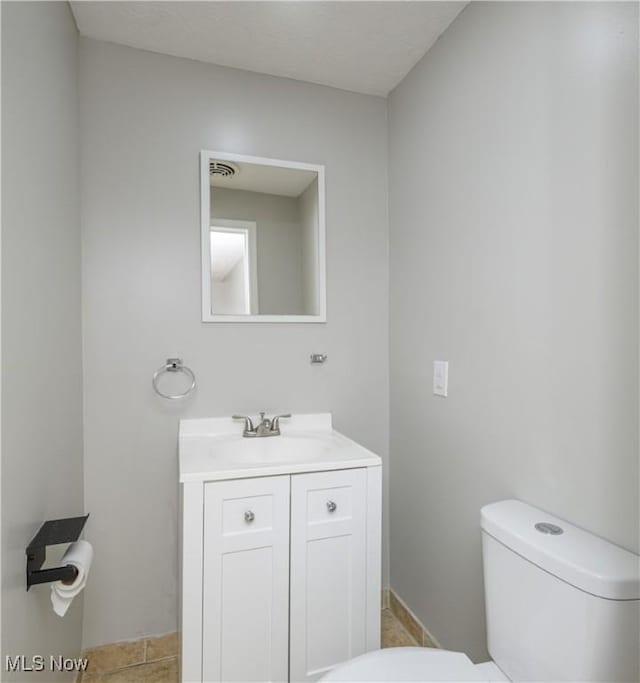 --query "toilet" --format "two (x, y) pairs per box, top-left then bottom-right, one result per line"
(322, 499), (640, 682)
